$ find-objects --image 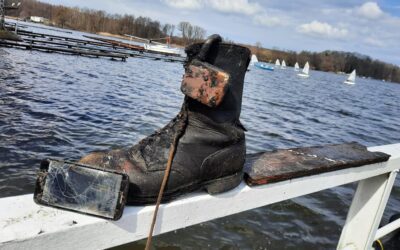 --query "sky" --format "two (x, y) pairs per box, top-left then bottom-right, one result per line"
(43, 0), (400, 65)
